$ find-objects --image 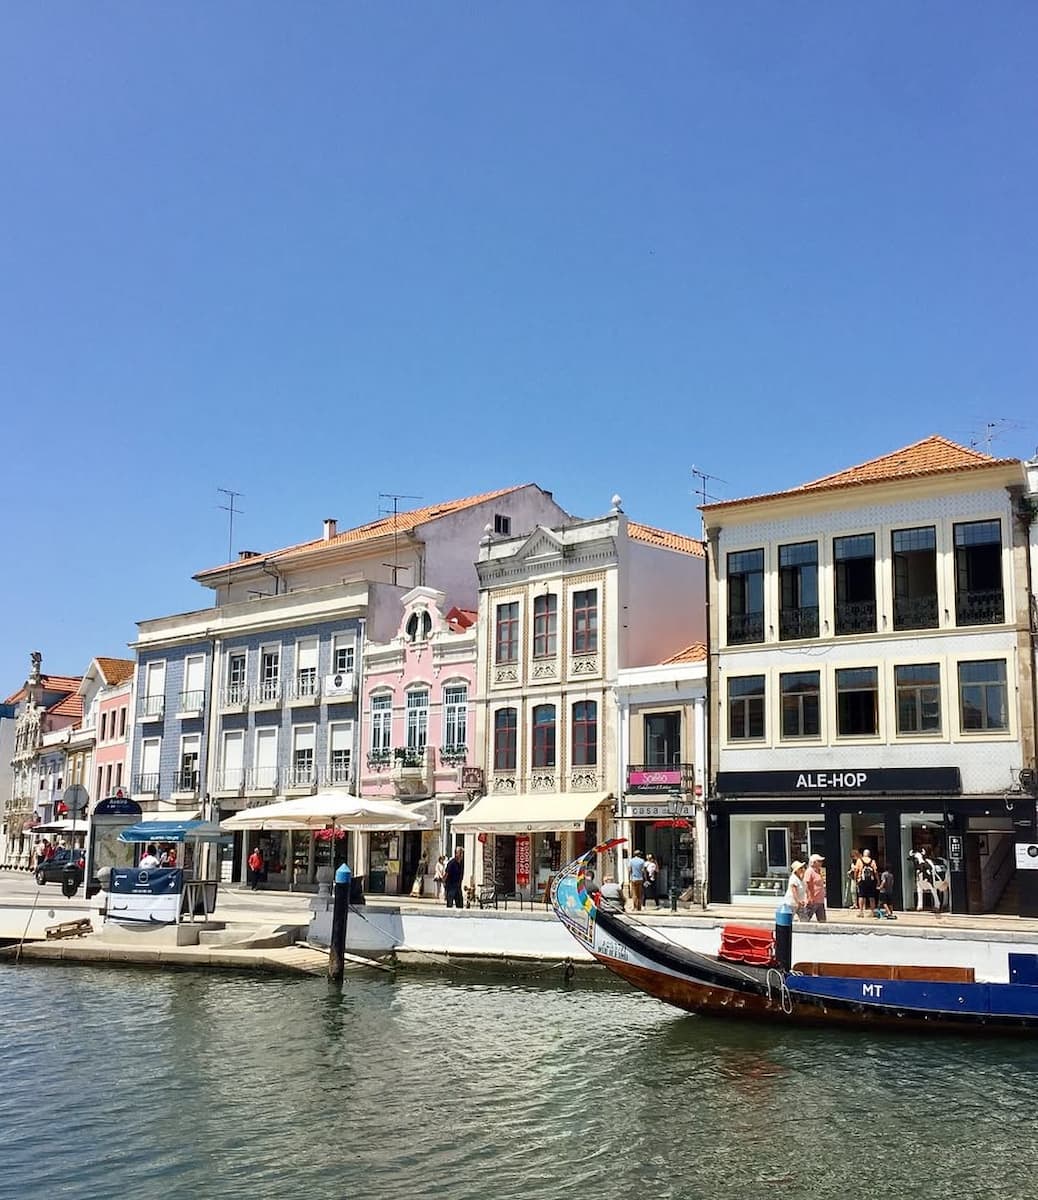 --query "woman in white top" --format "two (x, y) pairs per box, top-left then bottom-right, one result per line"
(434, 855), (447, 899)
(784, 861), (808, 919)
